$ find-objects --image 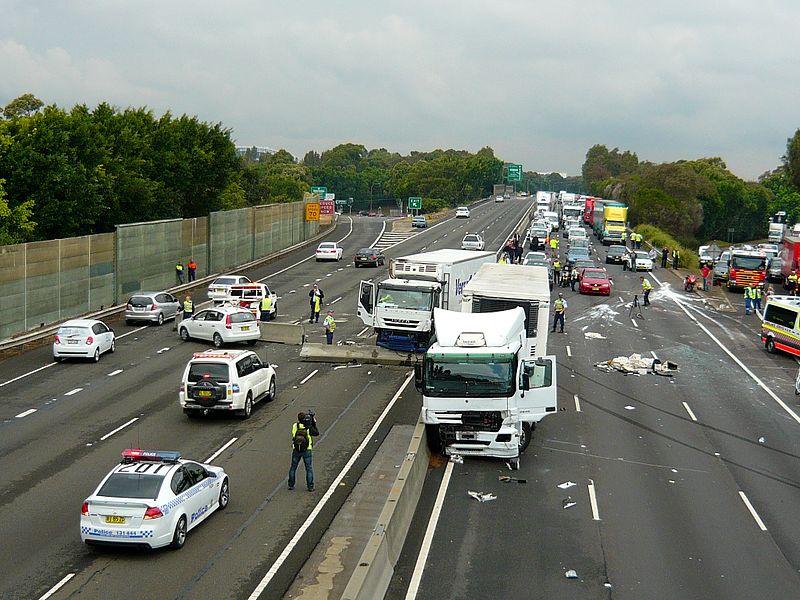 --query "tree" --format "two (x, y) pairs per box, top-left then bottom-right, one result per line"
(2, 93), (44, 119)
(0, 178), (36, 244)
(786, 129), (800, 192)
